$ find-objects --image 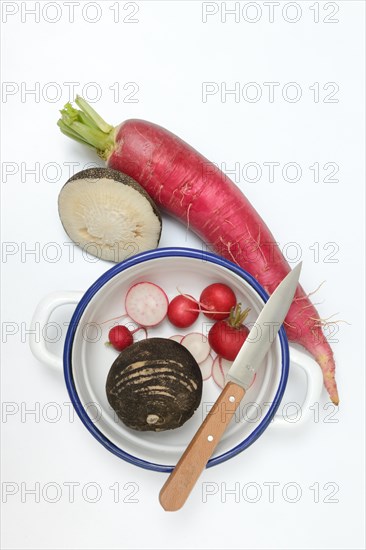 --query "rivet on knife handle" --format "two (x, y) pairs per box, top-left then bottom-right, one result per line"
(159, 382), (245, 511)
